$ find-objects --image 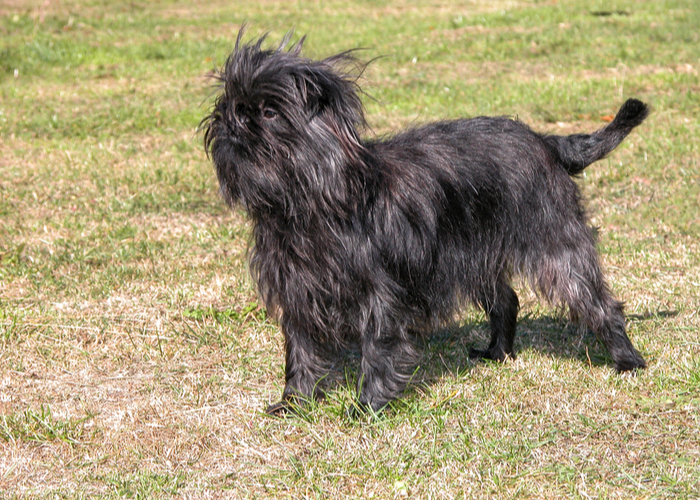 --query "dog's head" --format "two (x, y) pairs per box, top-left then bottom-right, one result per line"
(202, 29), (367, 213)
